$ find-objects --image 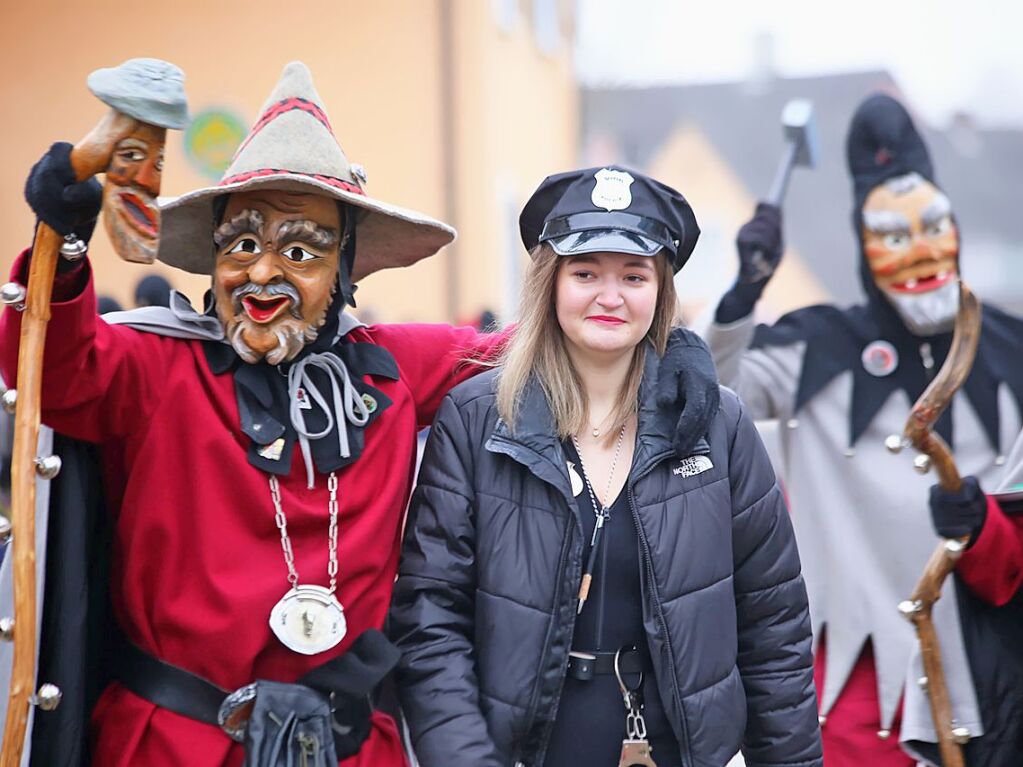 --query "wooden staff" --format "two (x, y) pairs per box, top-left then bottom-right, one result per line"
(887, 281), (981, 767)
(0, 59), (186, 766)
